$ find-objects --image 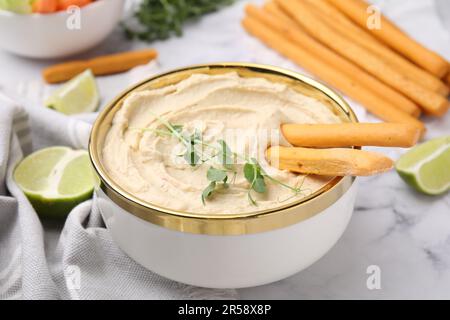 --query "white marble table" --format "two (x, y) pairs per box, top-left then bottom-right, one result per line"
(0, 0), (449, 299)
